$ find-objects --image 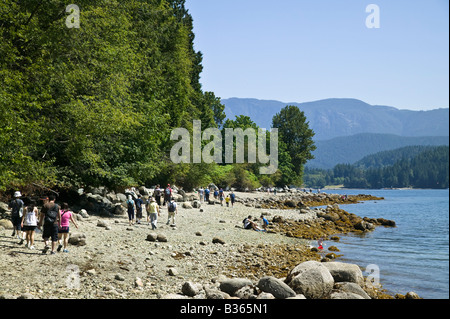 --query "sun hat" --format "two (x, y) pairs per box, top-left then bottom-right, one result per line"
(14, 191), (22, 198)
